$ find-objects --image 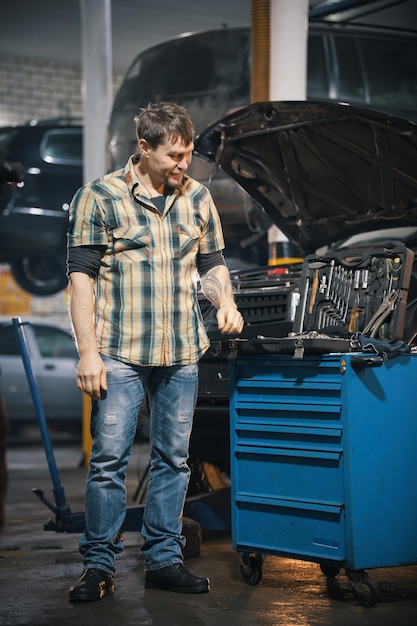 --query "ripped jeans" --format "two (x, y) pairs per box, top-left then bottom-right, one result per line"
(79, 354), (198, 575)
